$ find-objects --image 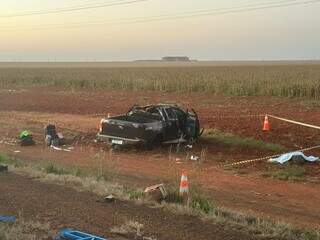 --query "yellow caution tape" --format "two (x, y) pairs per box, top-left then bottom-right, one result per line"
(267, 114), (320, 130)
